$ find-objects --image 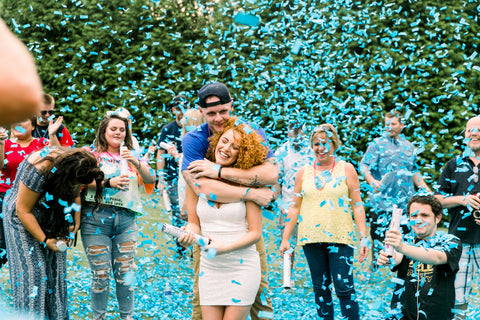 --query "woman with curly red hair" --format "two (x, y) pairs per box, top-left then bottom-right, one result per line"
(179, 117), (267, 320)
